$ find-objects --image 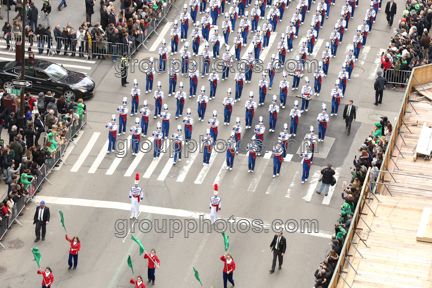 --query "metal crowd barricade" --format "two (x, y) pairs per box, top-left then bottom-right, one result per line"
(383, 69), (412, 86)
